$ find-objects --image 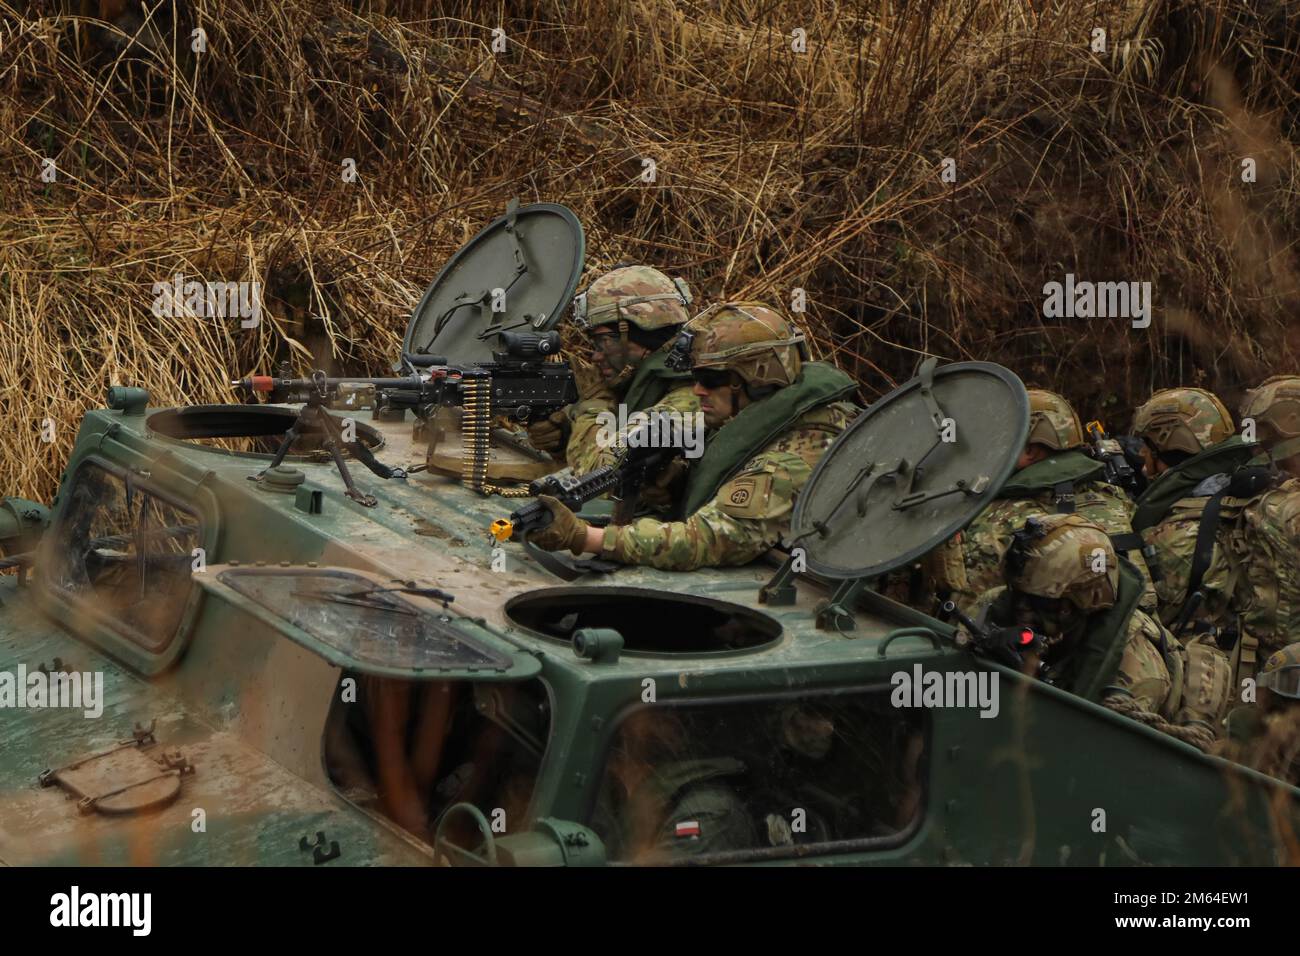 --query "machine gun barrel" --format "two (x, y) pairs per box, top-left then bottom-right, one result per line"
(233, 374), (430, 395)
